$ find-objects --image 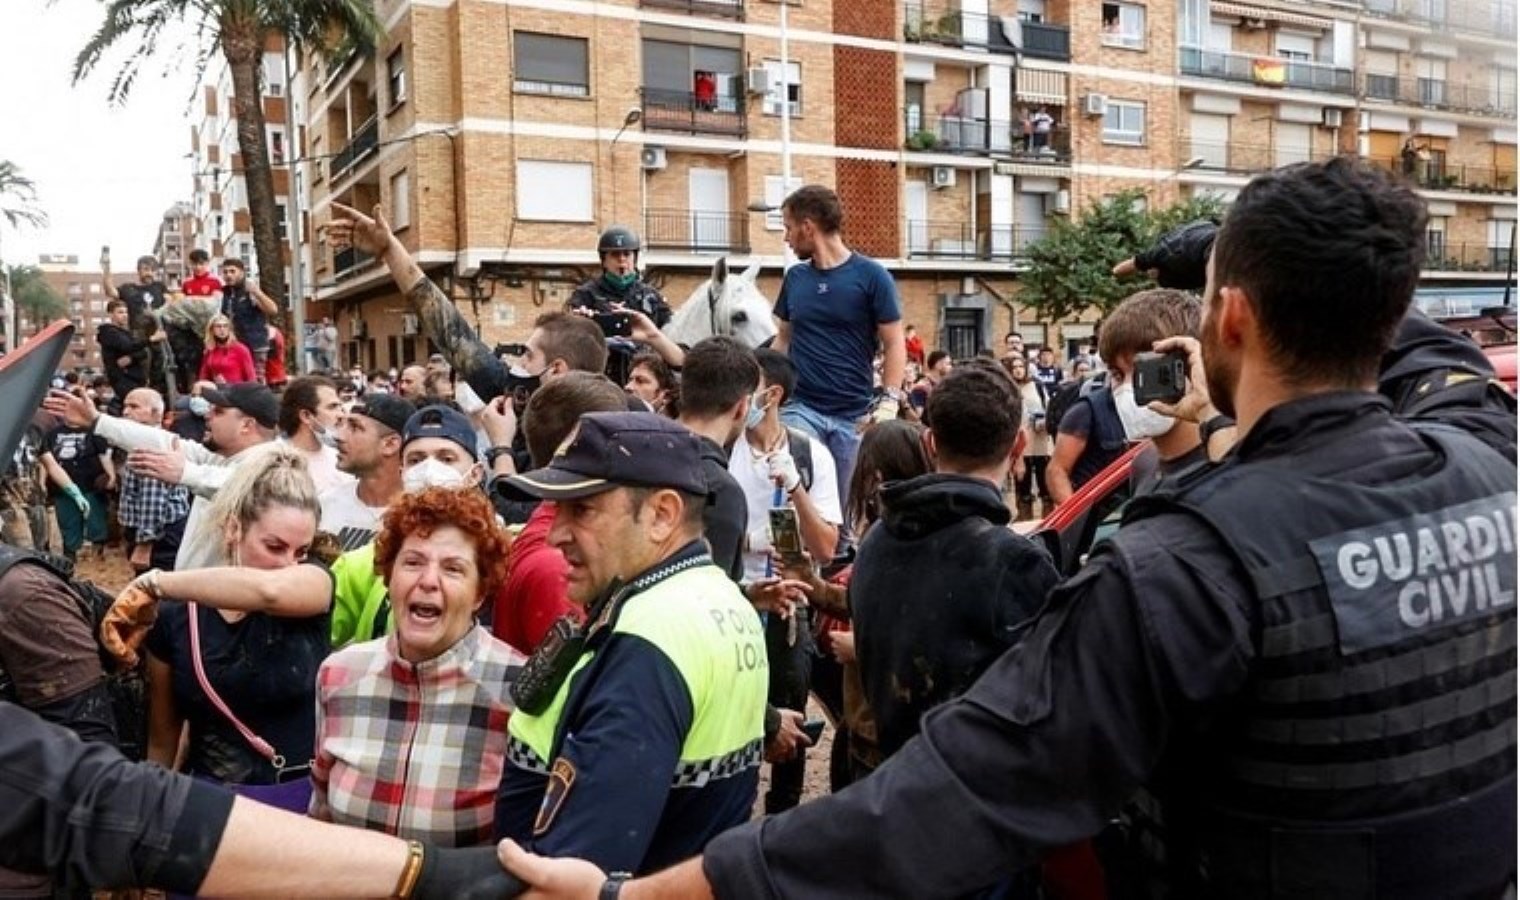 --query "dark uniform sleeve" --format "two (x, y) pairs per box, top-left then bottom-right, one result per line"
(703, 515), (1257, 899)
(0, 566), (116, 745)
(529, 633), (694, 874)
(0, 703), (234, 895)
(402, 274), (508, 401)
